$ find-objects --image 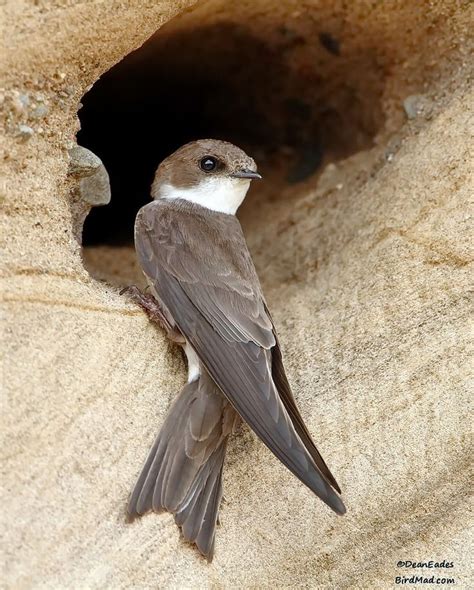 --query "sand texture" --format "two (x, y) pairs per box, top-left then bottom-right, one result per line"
(2, 0), (473, 588)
